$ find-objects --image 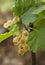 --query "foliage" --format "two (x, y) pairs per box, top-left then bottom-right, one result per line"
(0, 0), (45, 53)
(28, 19), (45, 52)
